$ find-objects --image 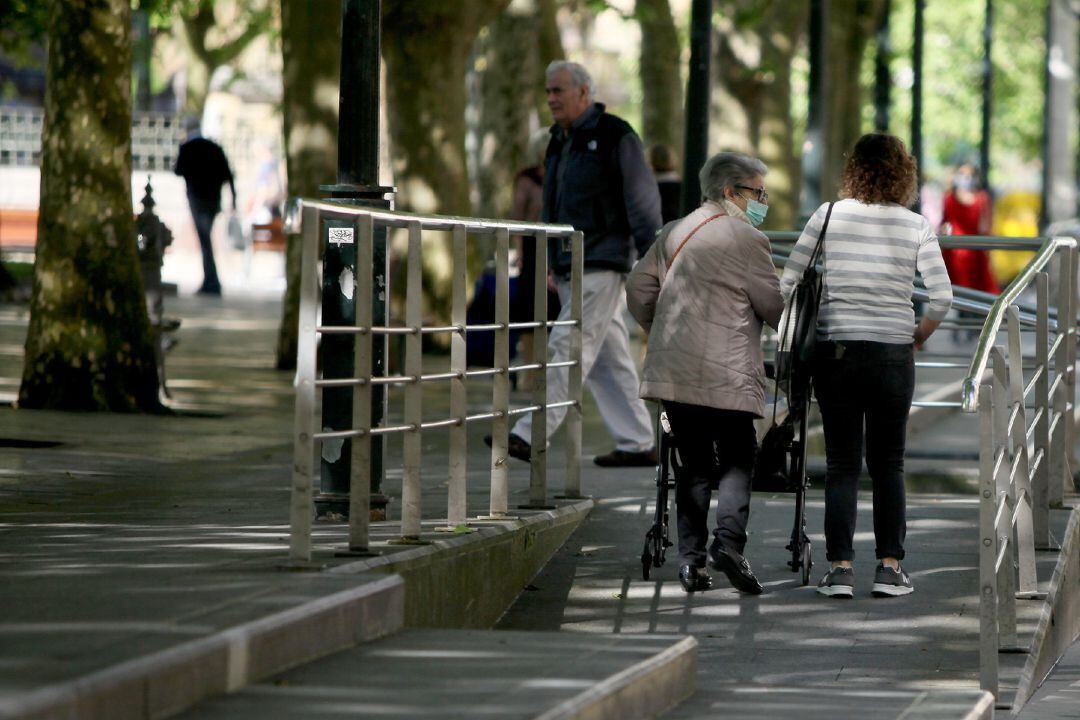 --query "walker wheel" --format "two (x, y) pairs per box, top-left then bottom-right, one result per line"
(801, 541), (813, 586)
